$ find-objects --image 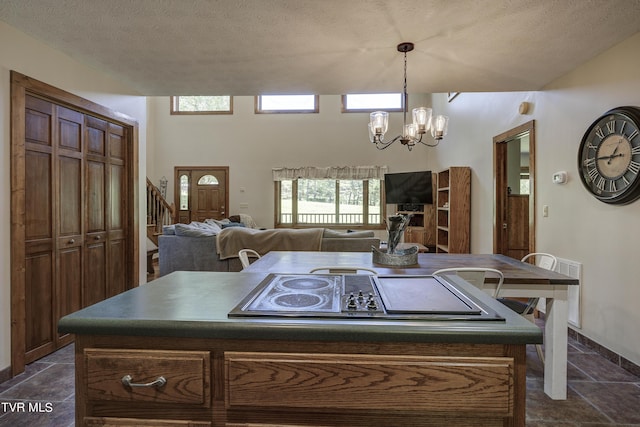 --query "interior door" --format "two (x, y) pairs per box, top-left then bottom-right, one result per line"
(175, 167), (229, 223)
(493, 121), (536, 258)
